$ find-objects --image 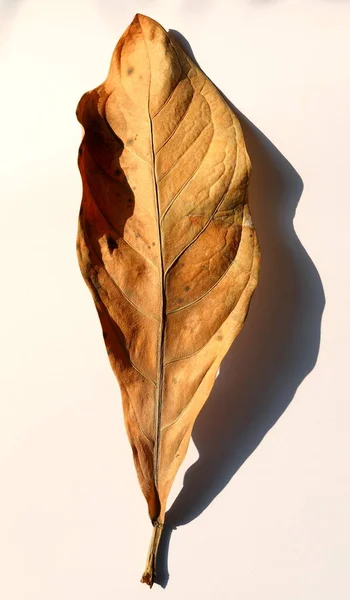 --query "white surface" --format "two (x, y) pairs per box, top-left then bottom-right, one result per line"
(1, 0), (350, 598)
